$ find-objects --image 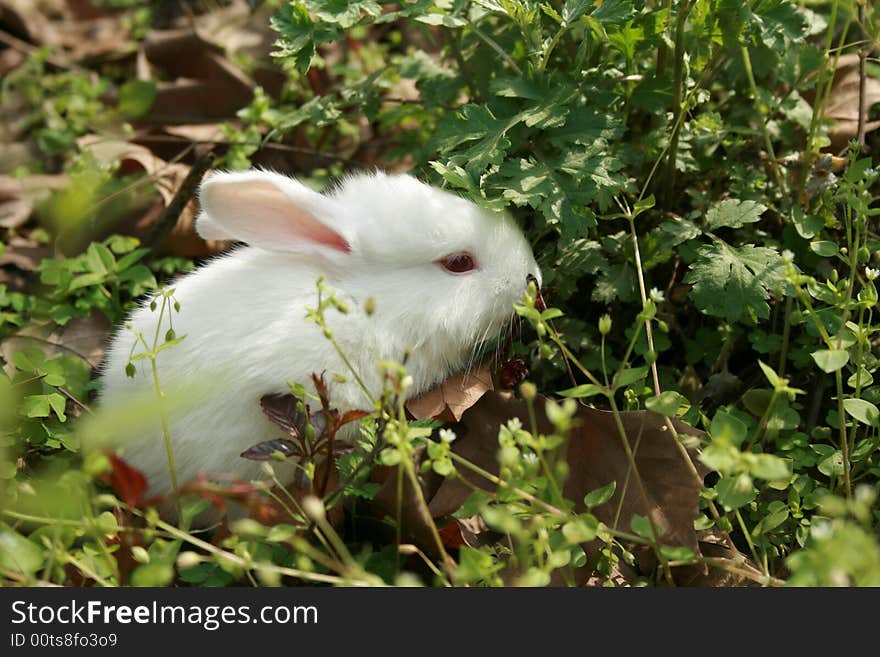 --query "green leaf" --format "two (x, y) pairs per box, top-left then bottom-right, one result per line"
(13, 348), (47, 373)
(847, 368), (873, 389)
(21, 395), (50, 418)
(630, 514), (659, 539)
(47, 392), (67, 422)
(810, 240), (838, 257)
(69, 272), (106, 291)
(270, 2), (340, 73)
(811, 349), (849, 373)
(630, 74), (673, 112)
(313, 0), (382, 28)
(155, 335), (187, 353)
(842, 399), (880, 427)
(559, 383), (604, 399)
(85, 242), (115, 275)
(562, 0), (591, 23)
(431, 104), (517, 174)
(118, 264), (157, 289)
(757, 360), (782, 387)
(644, 391), (687, 417)
(613, 366), (648, 388)
(817, 450), (845, 477)
(379, 448), (401, 466)
(130, 562), (175, 587)
(710, 410), (748, 446)
(704, 199), (767, 230)
(117, 80), (157, 119)
(562, 514), (599, 543)
(660, 545), (695, 561)
(583, 481), (616, 508)
(791, 207), (823, 239)
(748, 453), (791, 480)
(590, 0), (635, 24)
(0, 526), (45, 577)
(715, 475), (756, 509)
(415, 12), (467, 27)
(685, 242), (787, 323)
(115, 247), (151, 273)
